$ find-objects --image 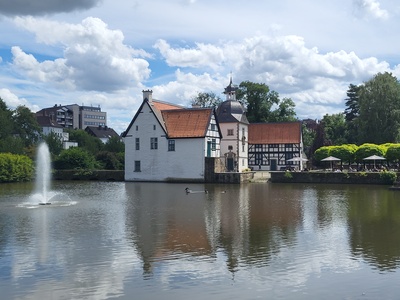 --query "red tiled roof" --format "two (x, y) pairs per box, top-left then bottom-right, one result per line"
(162, 109), (212, 138)
(248, 122), (301, 144)
(153, 100), (183, 111)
